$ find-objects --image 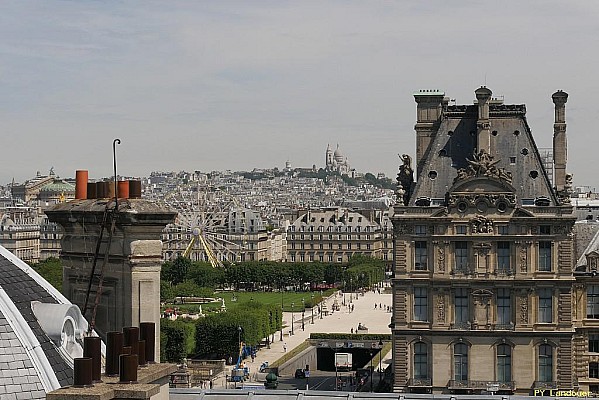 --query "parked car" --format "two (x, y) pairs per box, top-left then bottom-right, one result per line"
(294, 368), (306, 379)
